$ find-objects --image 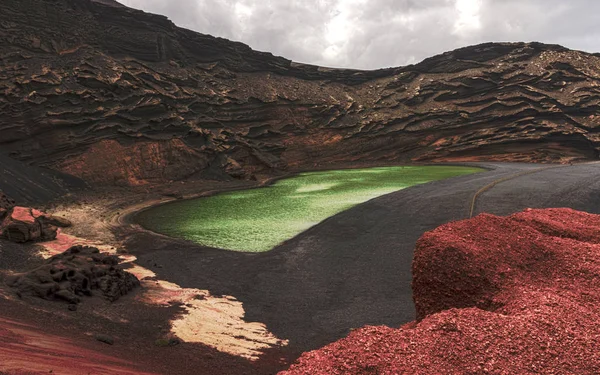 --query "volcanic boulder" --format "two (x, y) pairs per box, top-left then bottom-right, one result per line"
(5, 245), (140, 304)
(0, 206), (71, 243)
(281, 208), (600, 374)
